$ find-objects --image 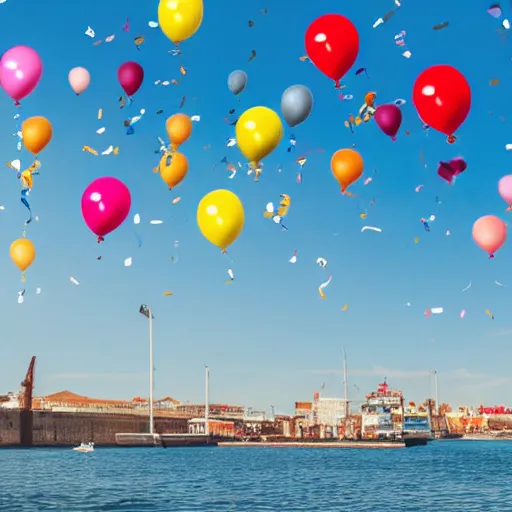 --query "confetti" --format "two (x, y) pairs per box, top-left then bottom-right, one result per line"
(124, 257), (132, 267)
(462, 281), (472, 292)
(163, 291), (173, 296)
(289, 250), (297, 263)
(316, 257), (327, 268)
(433, 22), (449, 30)
(318, 275), (332, 300)
(361, 226), (382, 233)
(69, 277), (80, 286)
